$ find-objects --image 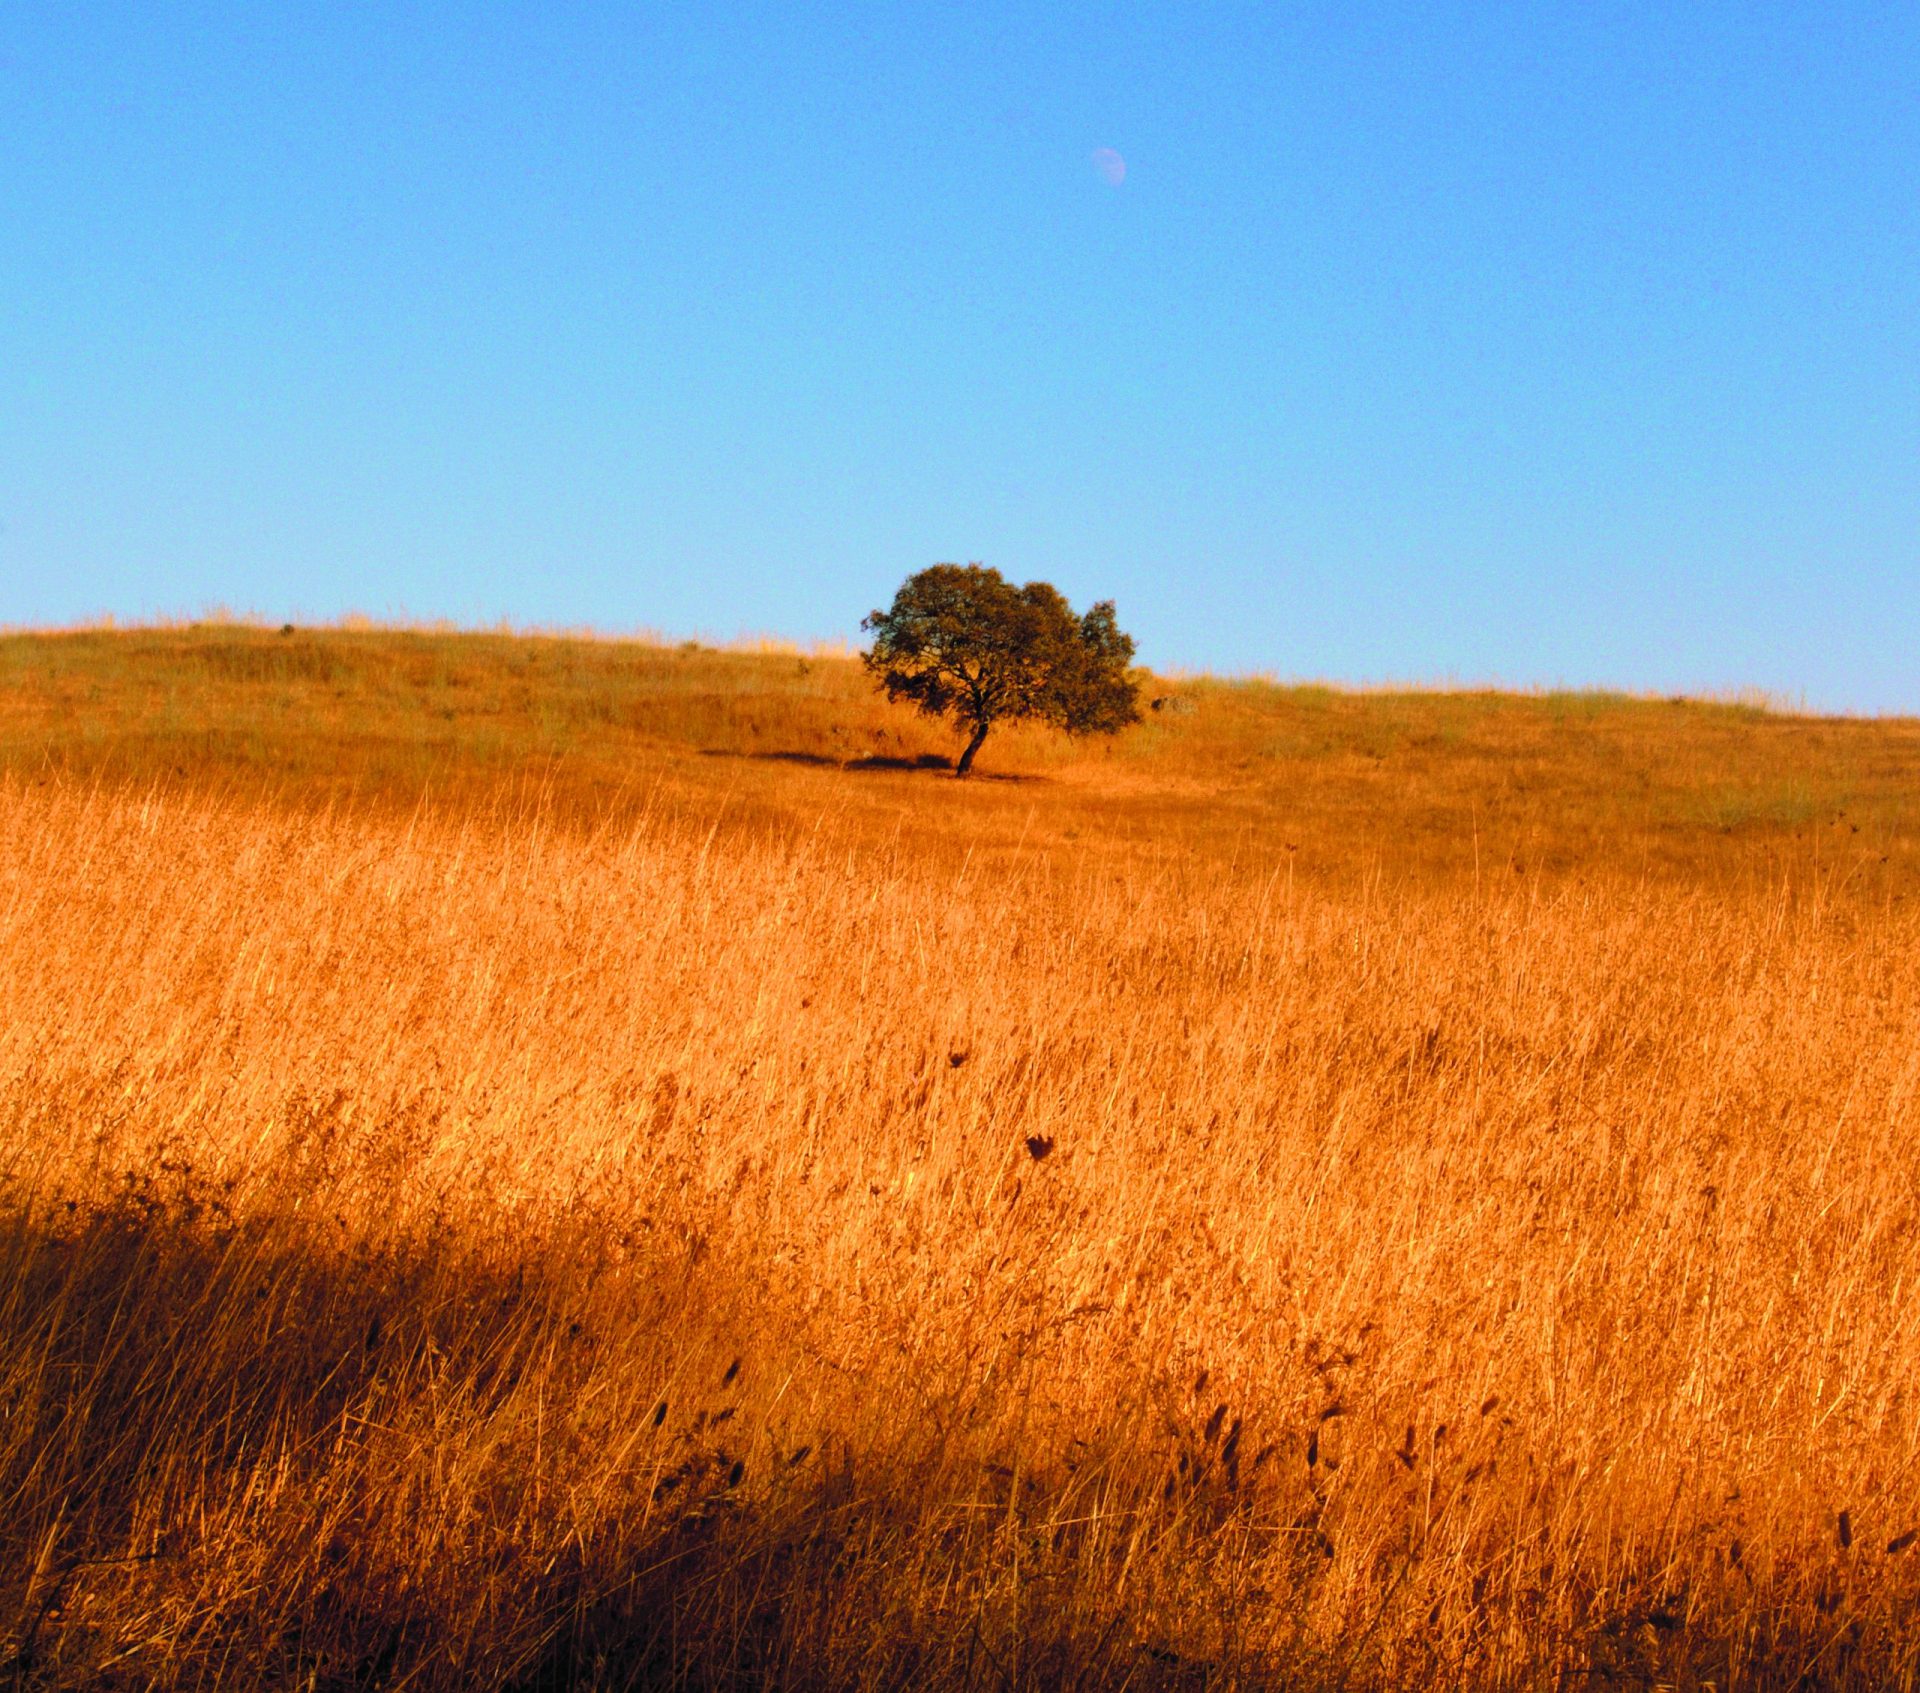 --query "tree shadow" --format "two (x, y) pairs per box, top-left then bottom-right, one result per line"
(844, 754), (1045, 783)
(699, 749), (1045, 783)
(699, 748), (841, 767)
(844, 753), (953, 773)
